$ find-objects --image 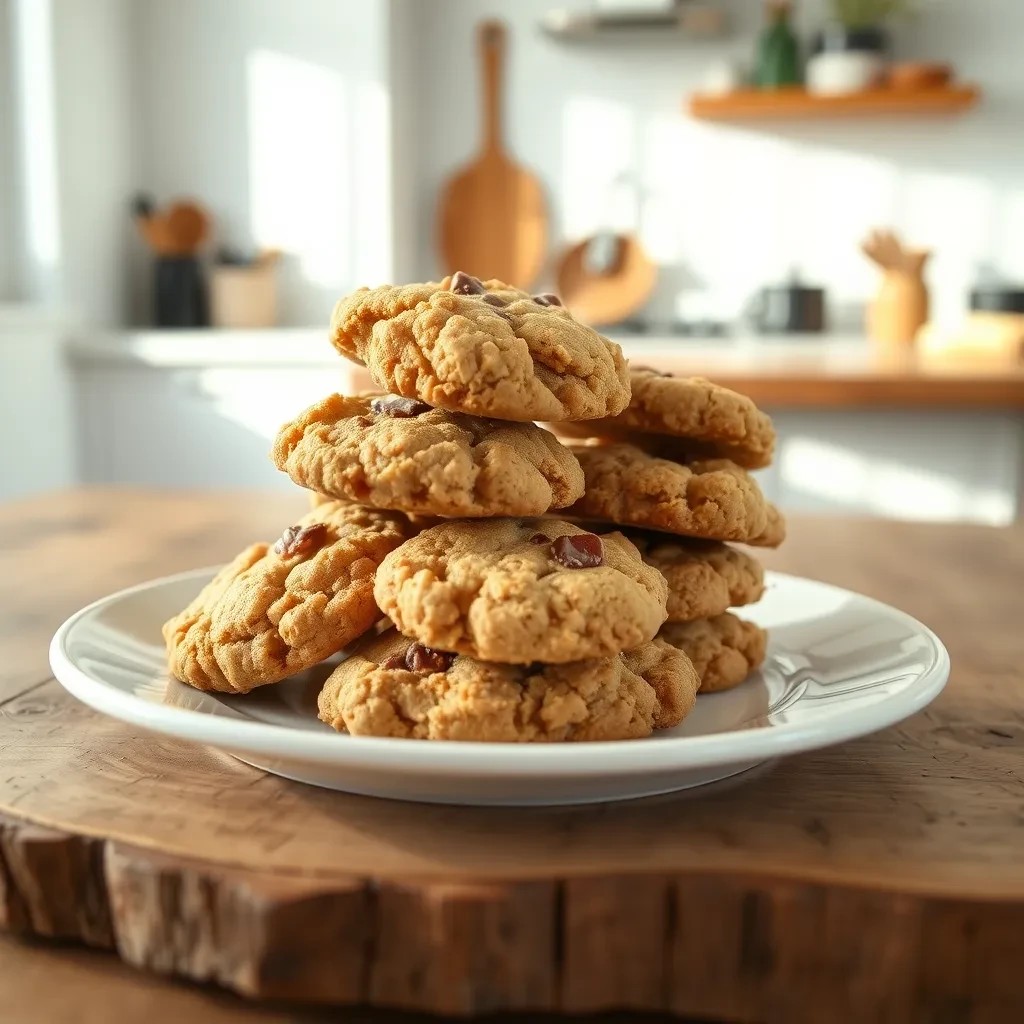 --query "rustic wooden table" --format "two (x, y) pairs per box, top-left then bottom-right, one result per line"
(1, 490), (1022, 1023)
